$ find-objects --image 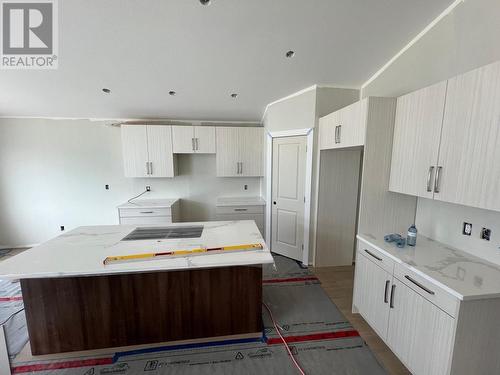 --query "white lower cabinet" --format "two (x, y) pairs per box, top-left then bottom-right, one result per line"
(353, 237), (500, 375)
(387, 277), (455, 375)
